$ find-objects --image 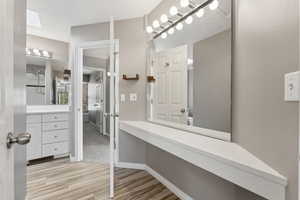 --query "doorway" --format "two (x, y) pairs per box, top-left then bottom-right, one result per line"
(82, 54), (109, 163)
(74, 39), (120, 198)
